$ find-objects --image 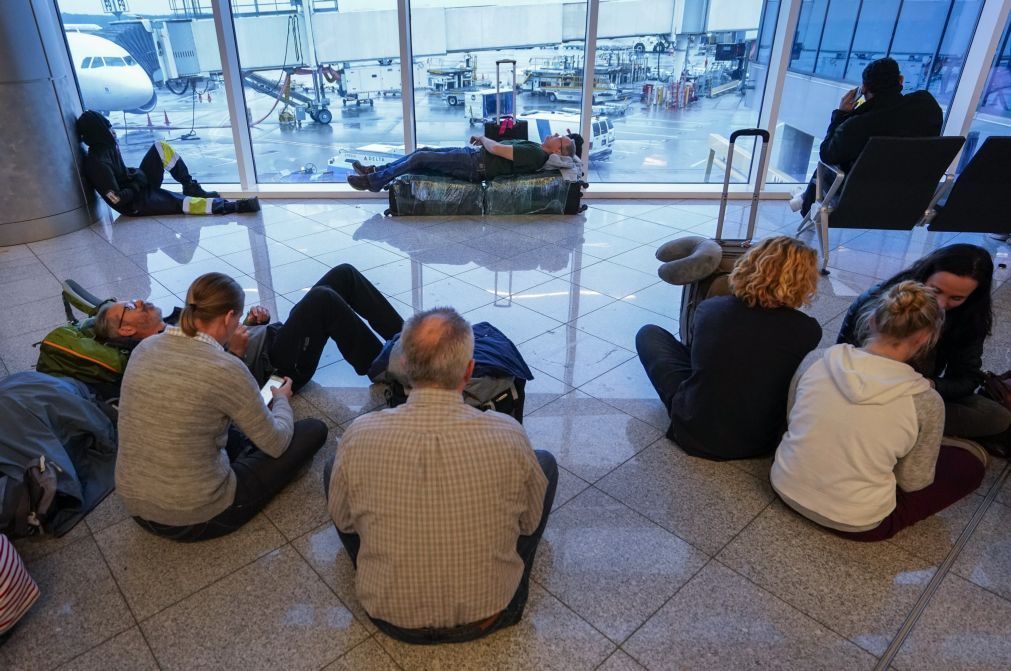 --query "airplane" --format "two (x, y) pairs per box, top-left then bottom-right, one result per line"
(65, 30), (157, 114)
